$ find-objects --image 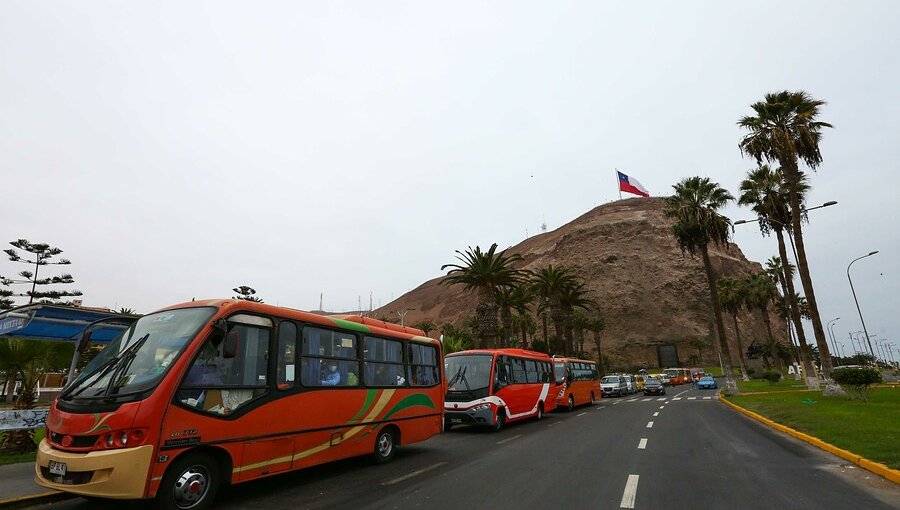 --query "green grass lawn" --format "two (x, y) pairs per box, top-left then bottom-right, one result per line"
(737, 378), (811, 393)
(728, 387), (900, 469)
(702, 366), (743, 377)
(0, 428), (44, 466)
